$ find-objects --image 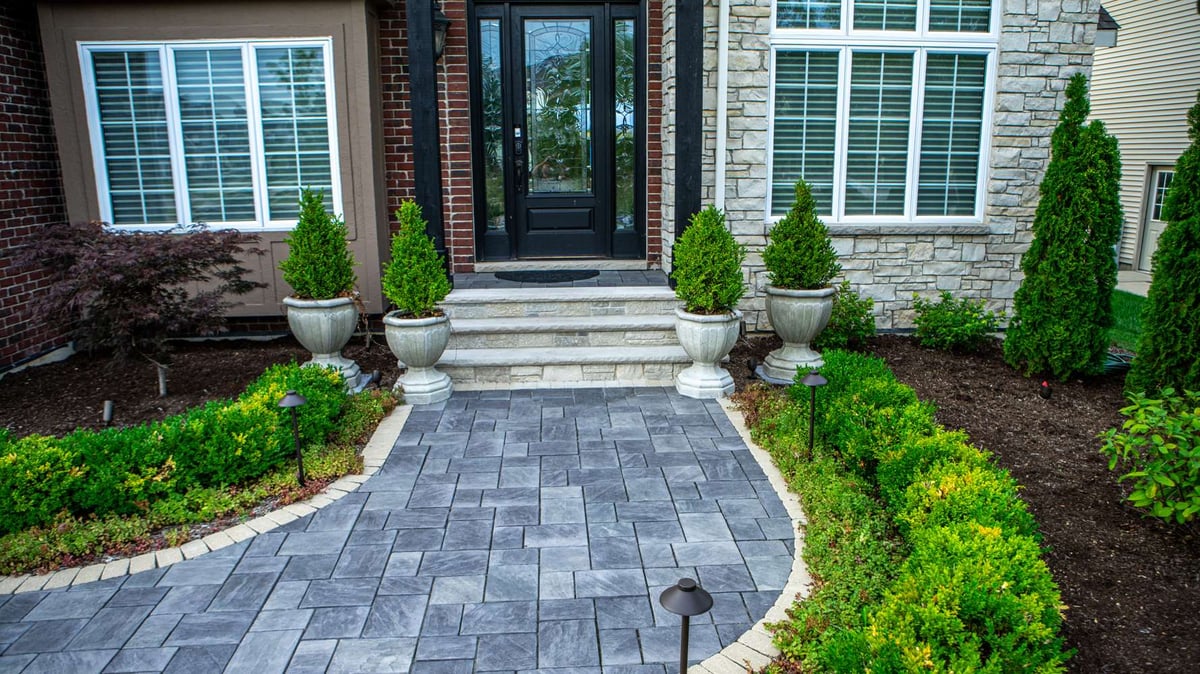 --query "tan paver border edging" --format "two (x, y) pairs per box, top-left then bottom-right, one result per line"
(690, 397), (813, 674)
(0, 404), (414, 595)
